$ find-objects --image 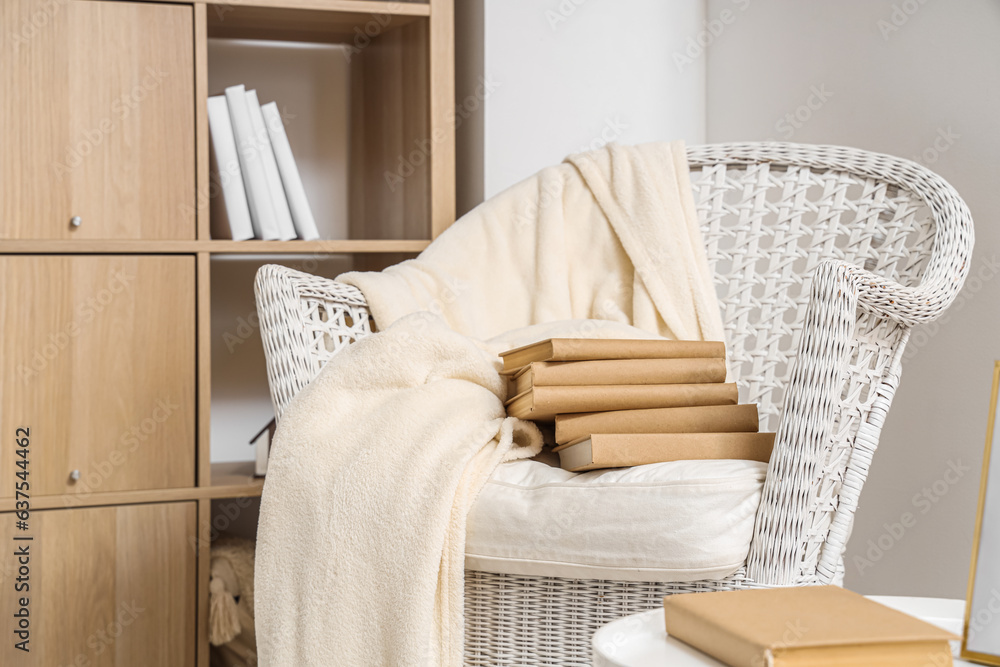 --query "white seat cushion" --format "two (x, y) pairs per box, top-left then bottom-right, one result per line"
(465, 457), (766, 582)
